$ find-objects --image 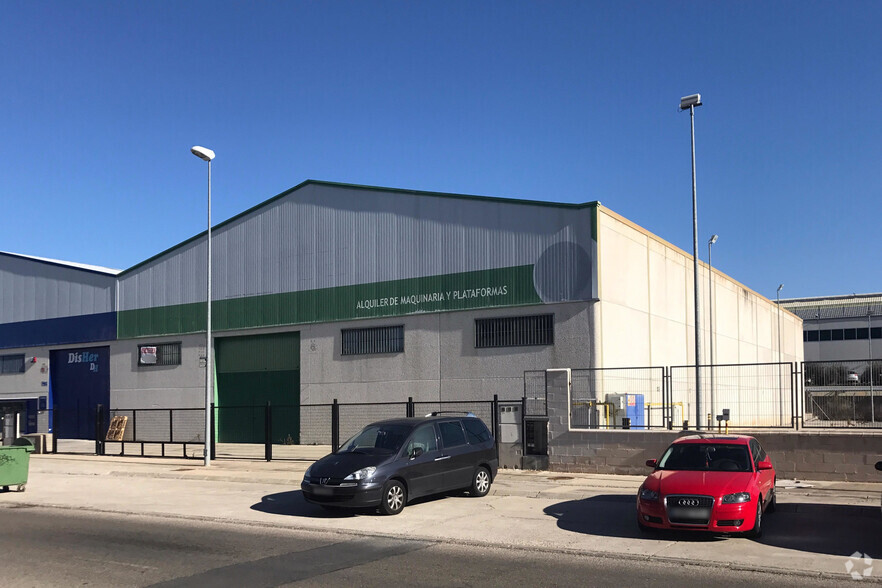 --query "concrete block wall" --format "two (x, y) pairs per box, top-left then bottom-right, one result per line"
(547, 420), (882, 482)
